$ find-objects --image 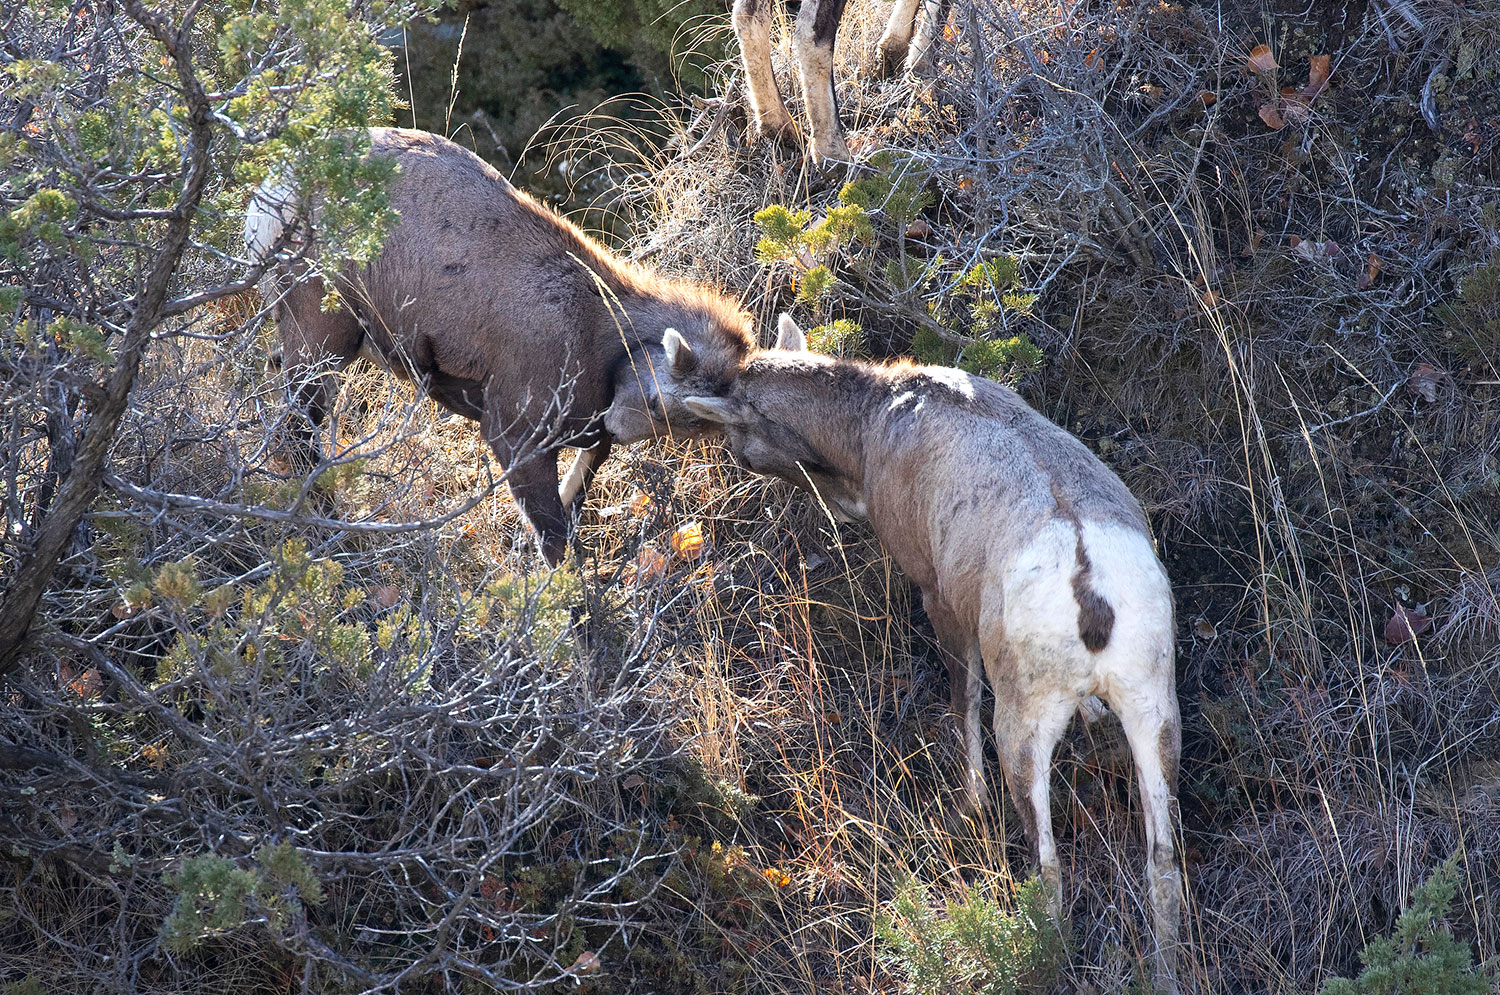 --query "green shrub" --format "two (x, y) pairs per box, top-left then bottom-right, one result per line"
(797, 264), (835, 304)
(958, 335), (1044, 379)
(877, 877), (1065, 995)
(807, 319), (865, 357)
(957, 256), (1021, 296)
(752, 204), (813, 262)
(1320, 856), (1495, 995)
(901, 255), (1044, 379)
(840, 151), (935, 230)
(480, 566), (582, 663)
(754, 199), (873, 306)
(160, 843), (324, 955)
(911, 325), (951, 366)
